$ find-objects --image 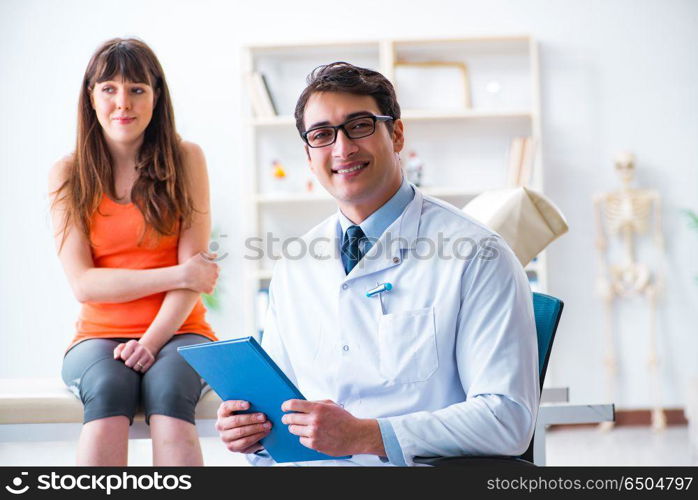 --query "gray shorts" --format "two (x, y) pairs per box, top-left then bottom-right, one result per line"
(61, 334), (210, 425)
